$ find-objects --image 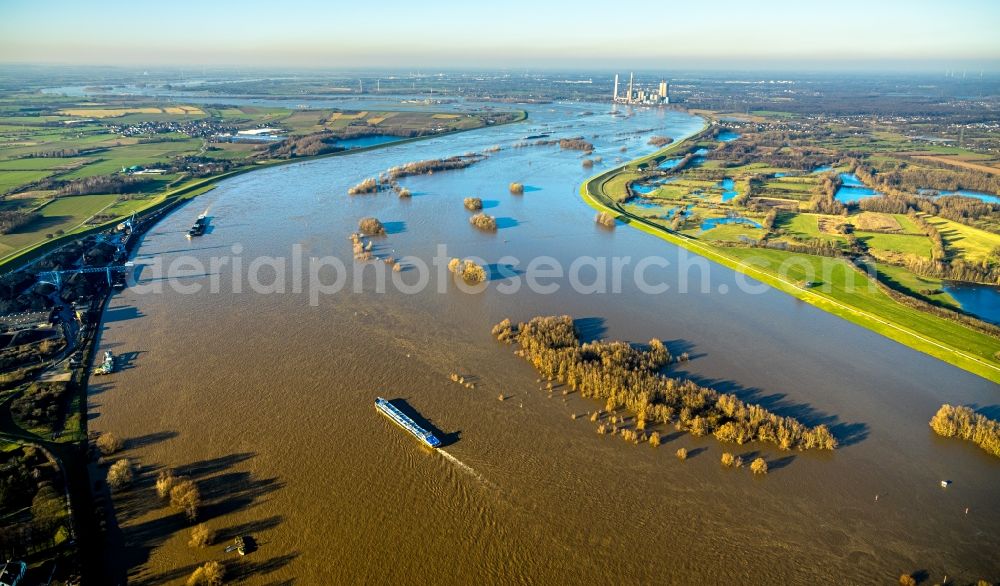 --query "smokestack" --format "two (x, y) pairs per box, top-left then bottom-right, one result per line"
(628, 72), (634, 104)
(613, 74), (619, 102)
